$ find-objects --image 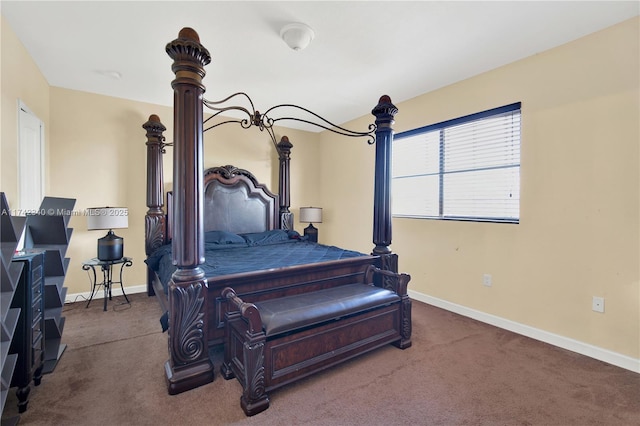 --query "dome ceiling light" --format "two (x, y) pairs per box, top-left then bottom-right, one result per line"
(280, 23), (315, 51)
